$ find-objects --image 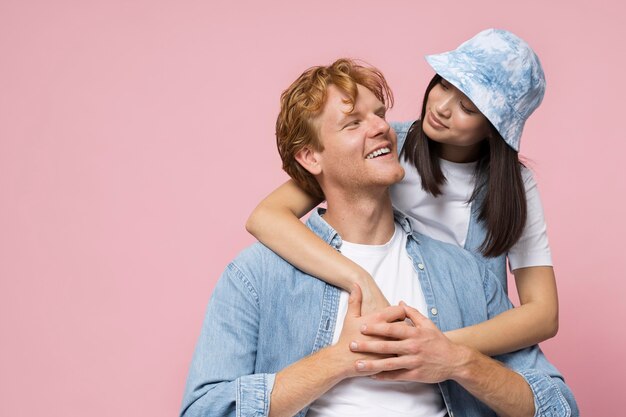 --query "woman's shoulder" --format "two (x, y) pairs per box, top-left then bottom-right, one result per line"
(520, 165), (539, 192)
